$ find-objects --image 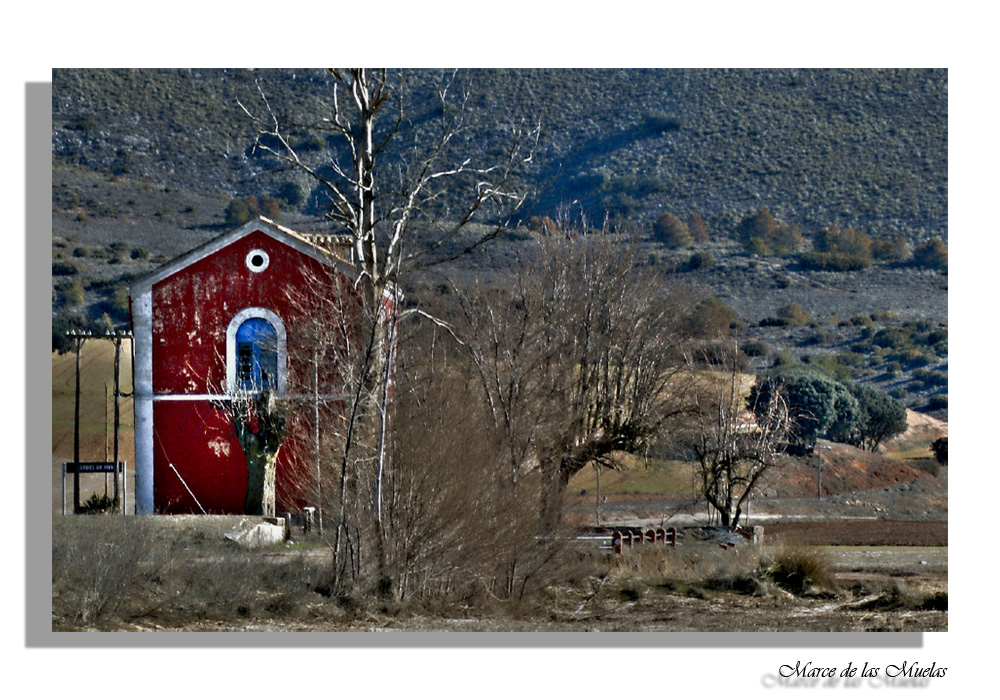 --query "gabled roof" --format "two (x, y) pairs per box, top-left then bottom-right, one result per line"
(129, 216), (357, 295)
